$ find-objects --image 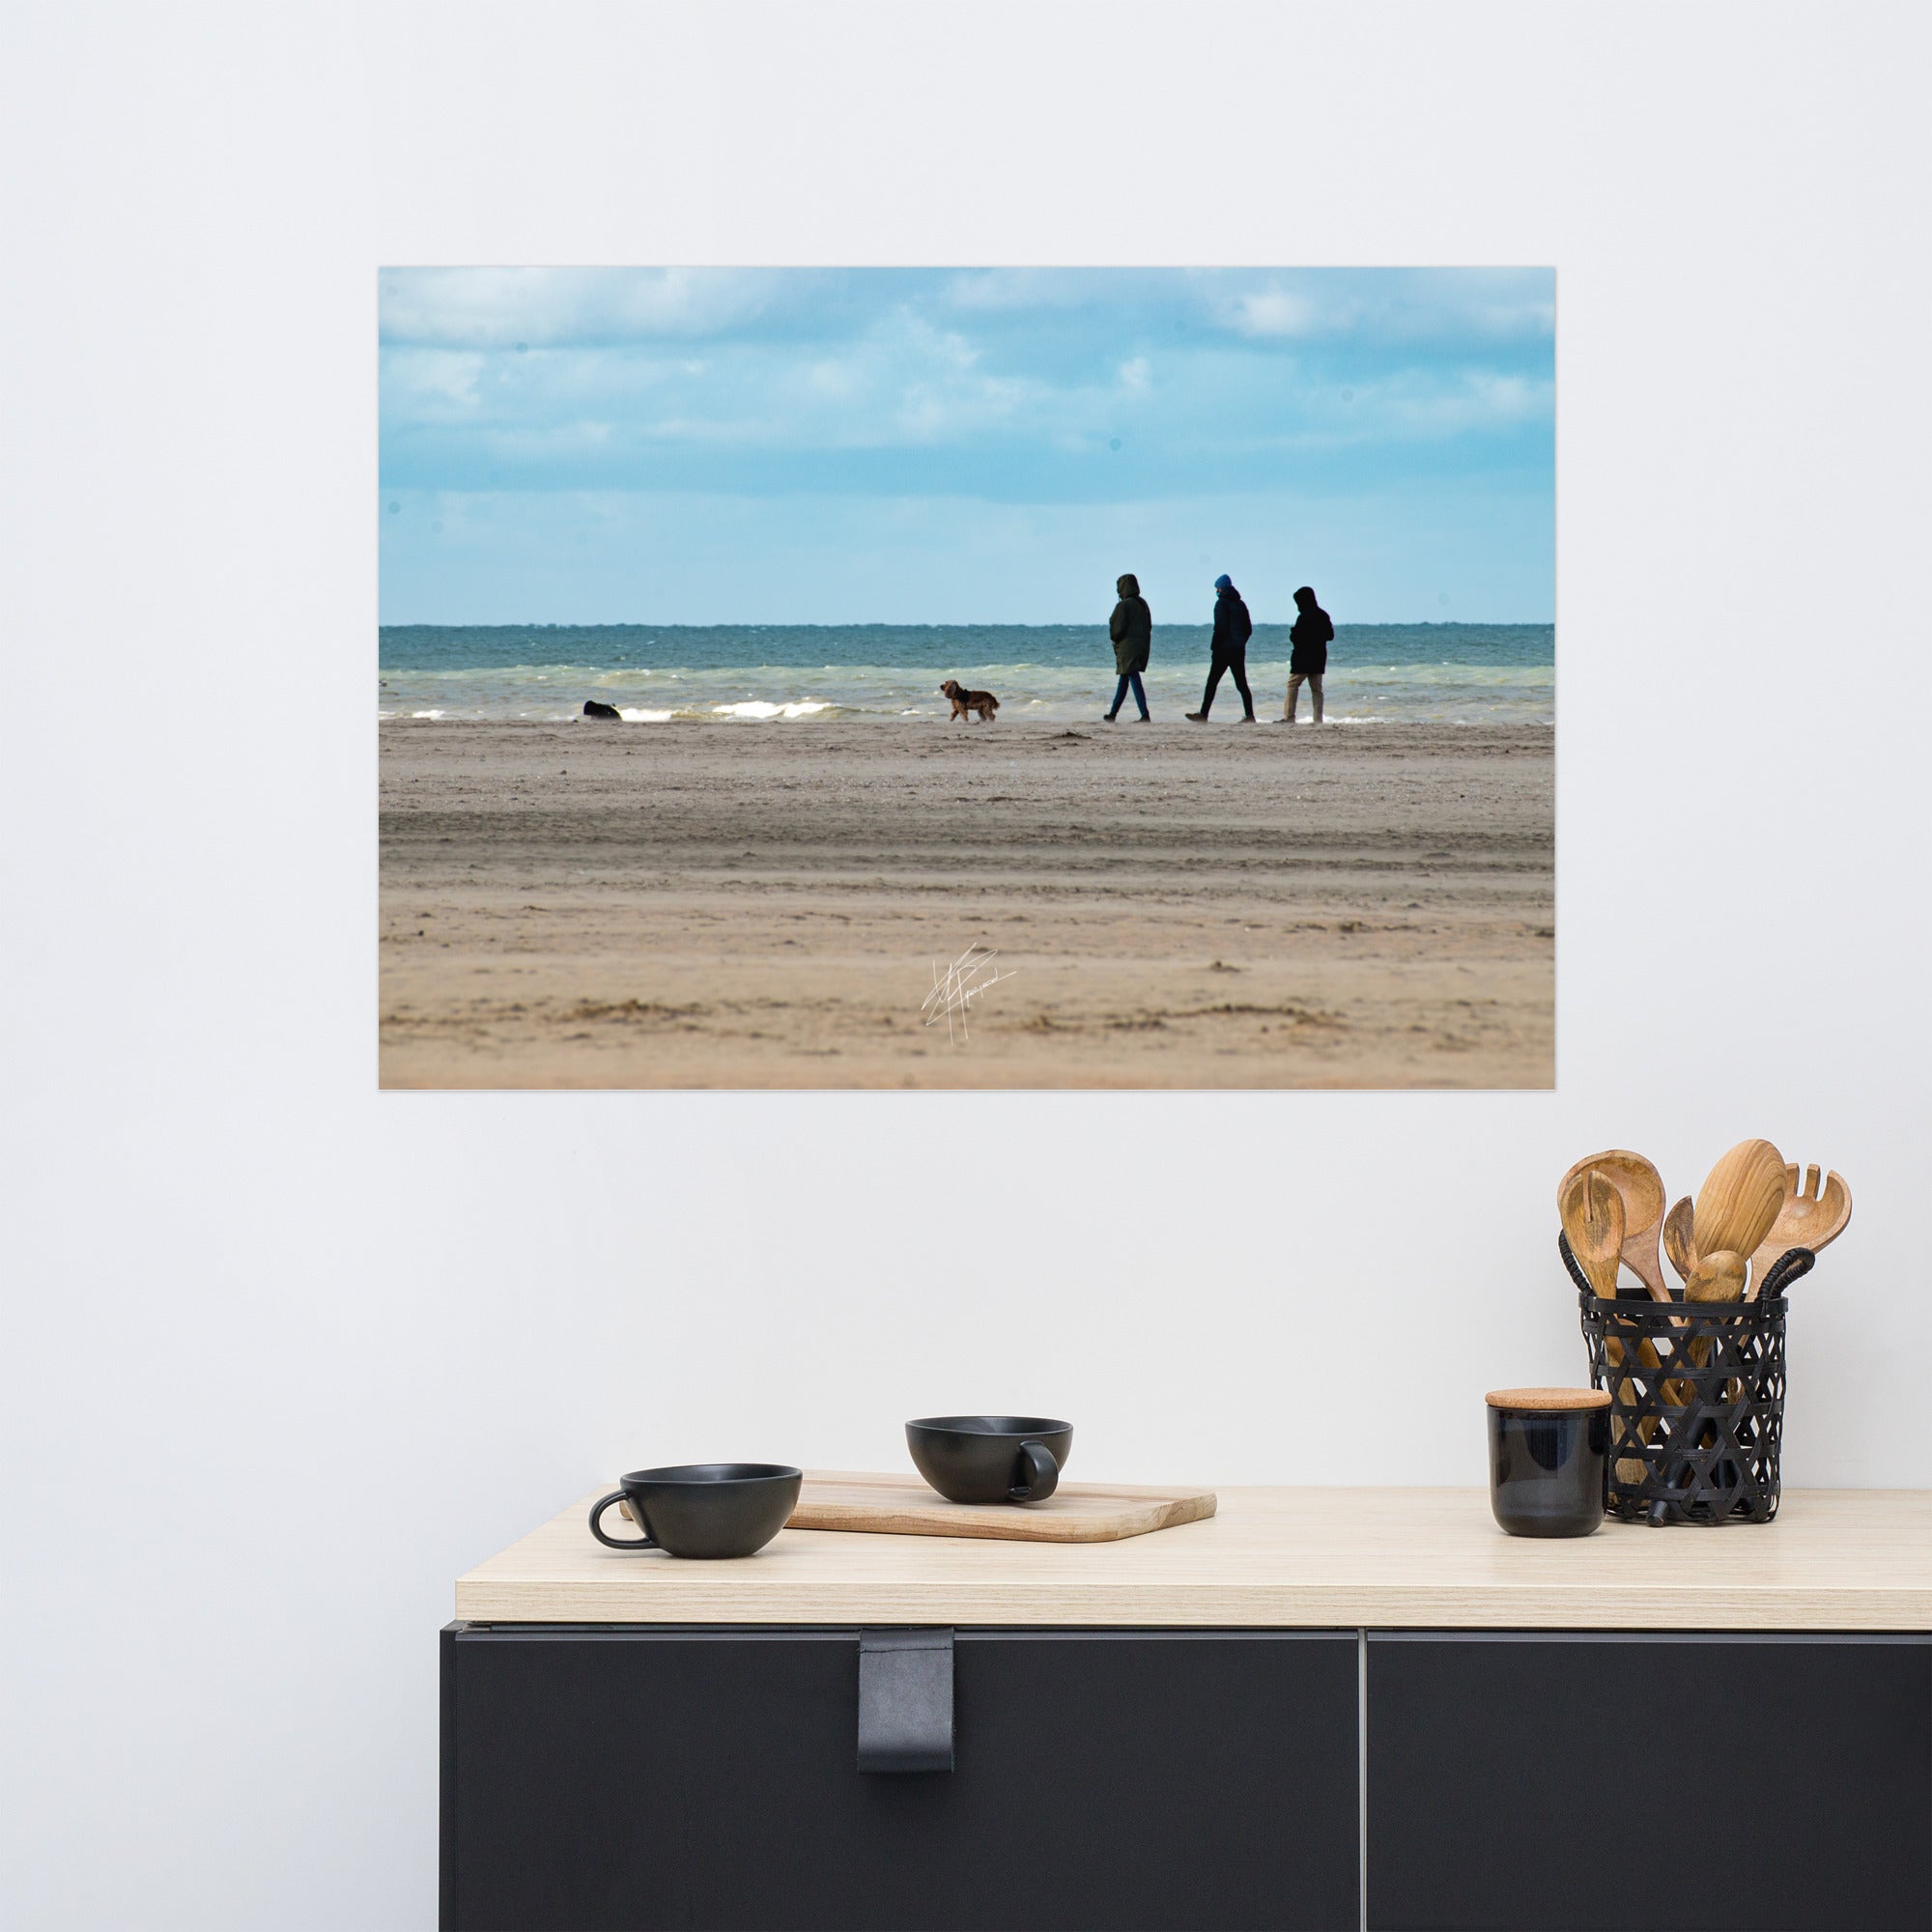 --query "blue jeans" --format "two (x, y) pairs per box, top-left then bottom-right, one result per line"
(1109, 670), (1149, 719)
